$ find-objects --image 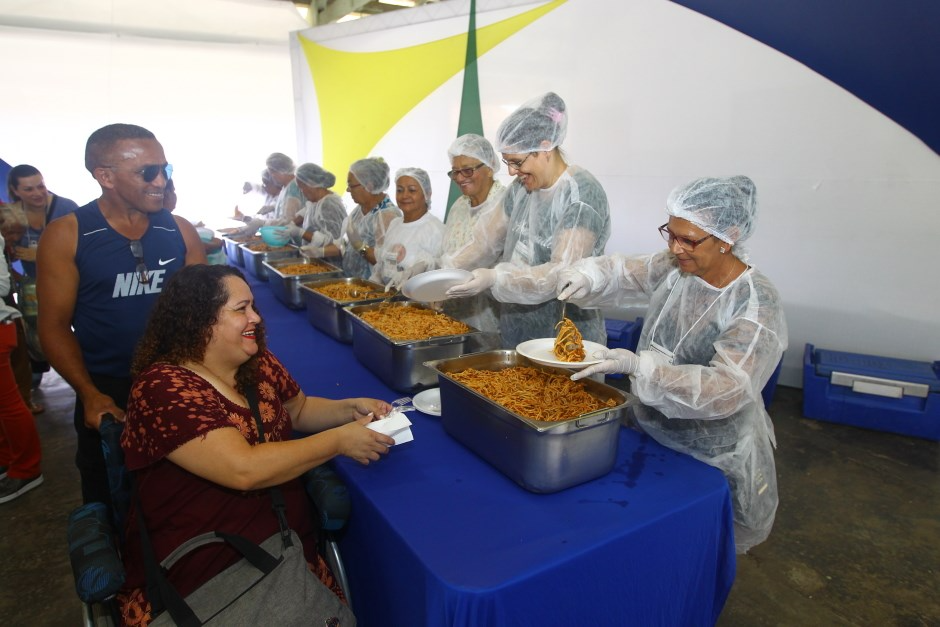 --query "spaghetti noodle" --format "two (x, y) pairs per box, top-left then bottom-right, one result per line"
(553, 318), (585, 362)
(312, 281), (385, 302)
(357, 305), (471, 341)
(450, 366), (616, 422)
(245, 242), (290, 252)
(277, 261), (335, 276)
